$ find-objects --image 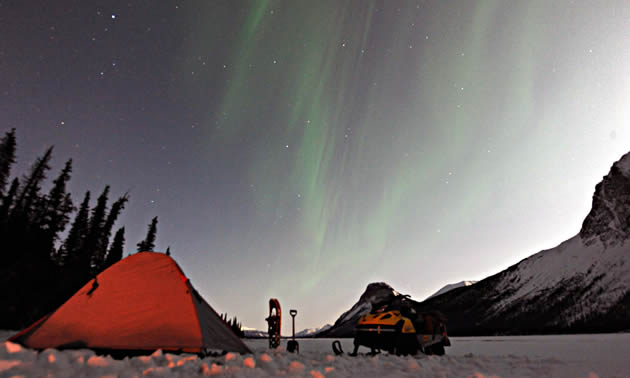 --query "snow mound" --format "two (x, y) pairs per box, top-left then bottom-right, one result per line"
(0, 339), (558, 378)
(4, 334), (630, 377)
